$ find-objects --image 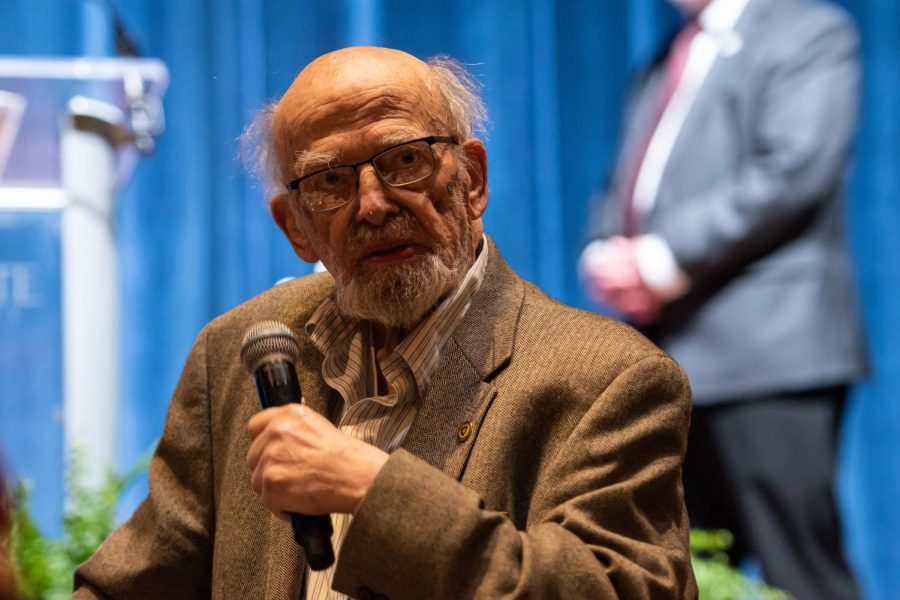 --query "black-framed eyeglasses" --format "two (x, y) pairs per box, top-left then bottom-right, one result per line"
(285, 135), (458, 212)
